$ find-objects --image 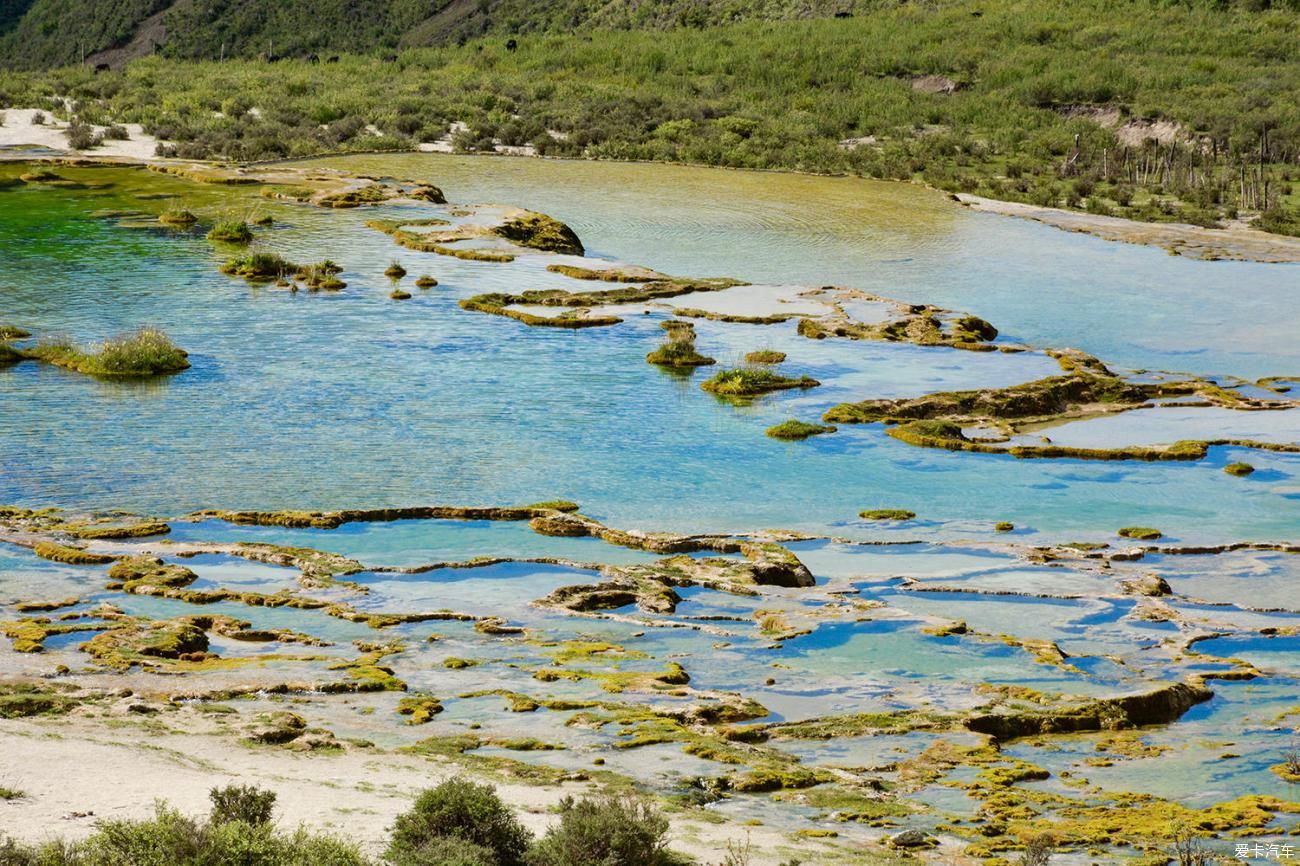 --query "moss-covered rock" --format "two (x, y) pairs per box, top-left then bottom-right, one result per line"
(701, 368), (819, 397)
(859, 509), (916, 521)
(824, 374), (1147, 425)
(1224, 461), (1255, 476)
(159, 208), (198, 226)
(493, 211), (584, 255)
(73, 520), (170, 539)
(965, 681), (1212, 740)
(745, 350), (787, 364)
(766, 419), (836, 440)
(409, 184), (446, 203)
(397, 695), (445, 725)
(206, 220), (253, 243)
(33, 542), (115, 565)
(1117, 526), (1162, 541)
(107, 555), (199, 594)
(646, 320), (715, 367)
